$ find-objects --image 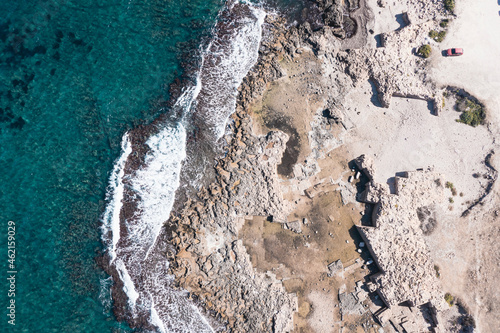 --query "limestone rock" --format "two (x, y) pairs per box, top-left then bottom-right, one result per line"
(356, 170), (448, 311)
(283, 220), (302, 233)
(327, 259), (344, 277)
(354, 154), (376, 181)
